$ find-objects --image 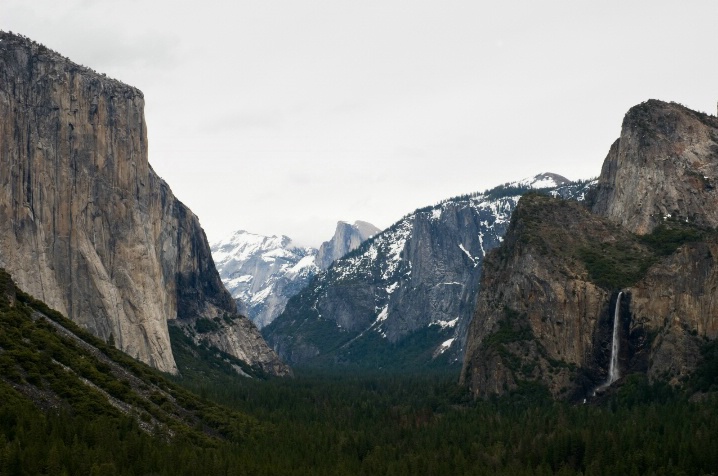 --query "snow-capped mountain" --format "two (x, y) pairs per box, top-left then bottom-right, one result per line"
(263, 173), (595, 369)
(211, 221), (378, 329)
